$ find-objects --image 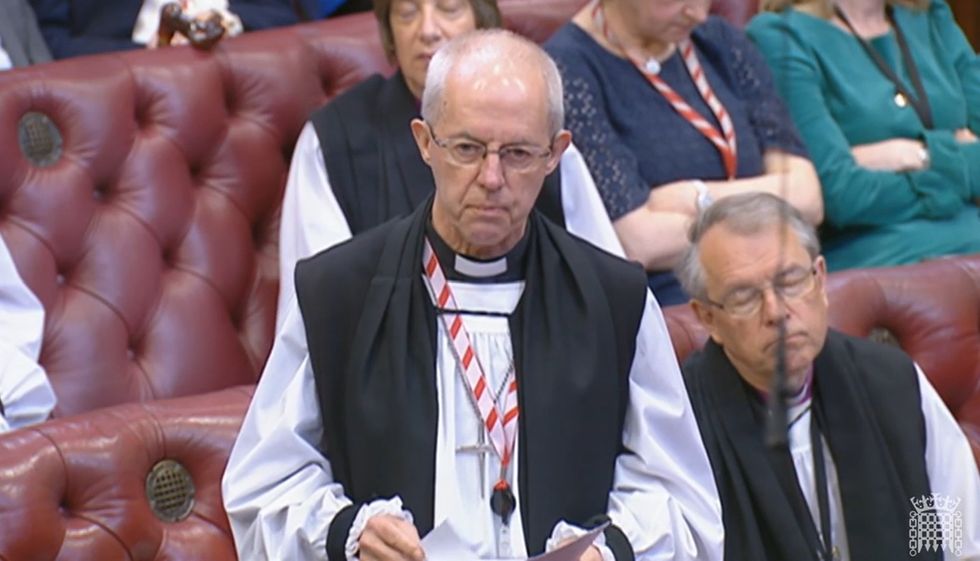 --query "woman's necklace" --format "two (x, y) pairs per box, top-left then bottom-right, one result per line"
(590, 0), (673, 75)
